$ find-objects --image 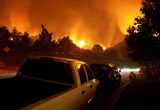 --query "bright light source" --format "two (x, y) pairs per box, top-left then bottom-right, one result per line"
(153, 32), (159, 37)
(9, 37), (14, 41)
(117, 68), (121, 72)
(78, 40), (86, 48)
(119, 68), (141, 76)
(121, 68), (140, 73)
